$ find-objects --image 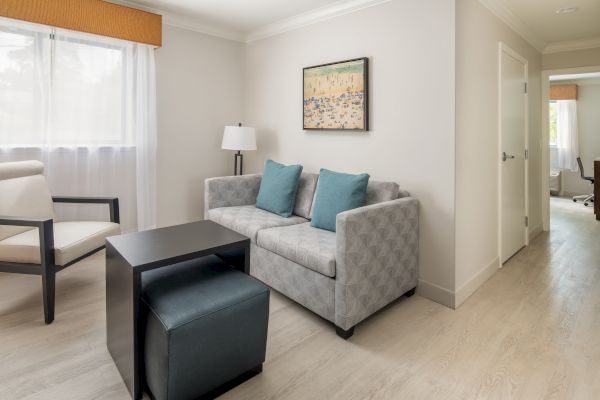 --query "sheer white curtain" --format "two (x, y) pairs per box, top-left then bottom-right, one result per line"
(555, 100), (579, 172)
(131, 44), (157, 231)
(0, 17), (156, 232)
